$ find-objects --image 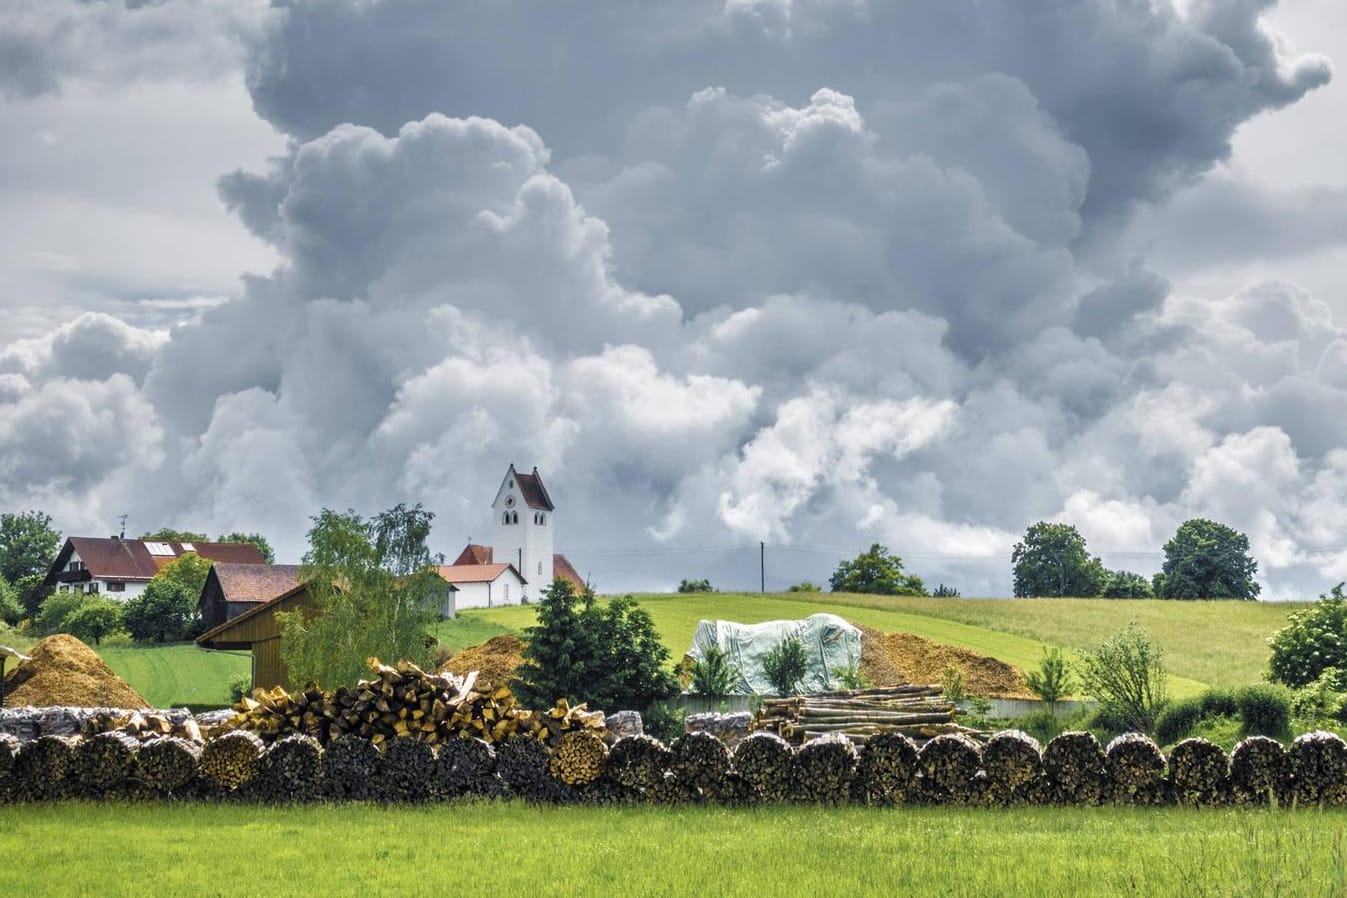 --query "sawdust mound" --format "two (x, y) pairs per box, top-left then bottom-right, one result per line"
(857, 626), (905, 687)
(2, 634), (150, 709)
(437, 635), (525, 688)
(857, 625), (1032, 699)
